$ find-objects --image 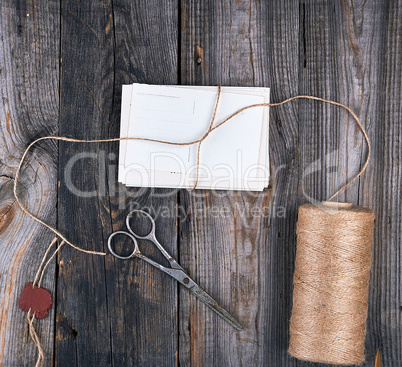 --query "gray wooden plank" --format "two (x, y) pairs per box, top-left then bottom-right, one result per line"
(179, 1), (281, 365)
(56, 0), (179, 366)
(106, 0), (179, 366)
(261, 2), (302, 366)
(0, 1), (60, 366)
(369, 1), (402, 365)
(56, 1), (116, 364)
(299, 1), (396, 366)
